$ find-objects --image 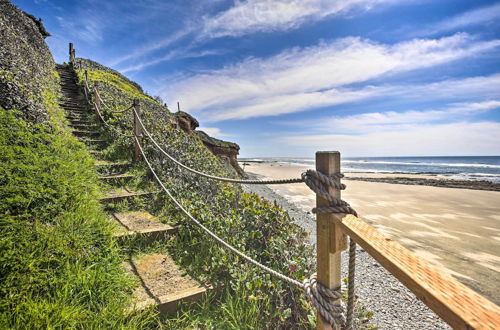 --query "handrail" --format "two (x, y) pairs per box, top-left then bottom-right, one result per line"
(338, 214), (500, 329)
